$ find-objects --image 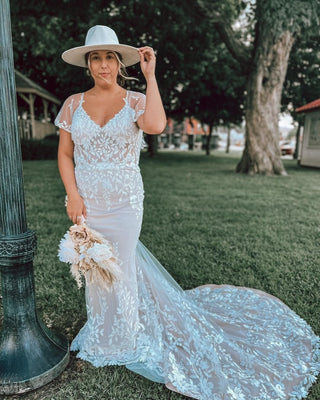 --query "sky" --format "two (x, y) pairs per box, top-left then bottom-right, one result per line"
(279, 113), (296, 129)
